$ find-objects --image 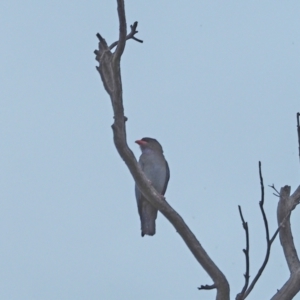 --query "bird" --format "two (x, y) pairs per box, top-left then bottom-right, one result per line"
(135, 137), (170, 237)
